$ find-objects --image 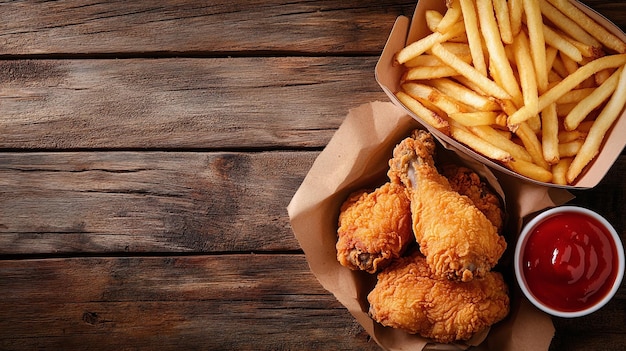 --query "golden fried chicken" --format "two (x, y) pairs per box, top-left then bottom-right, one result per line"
(388, 130), (506, 282)
(443, 164), (504, 234)
(367, 252), (509, 343)
(336, 182), (413, 273)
